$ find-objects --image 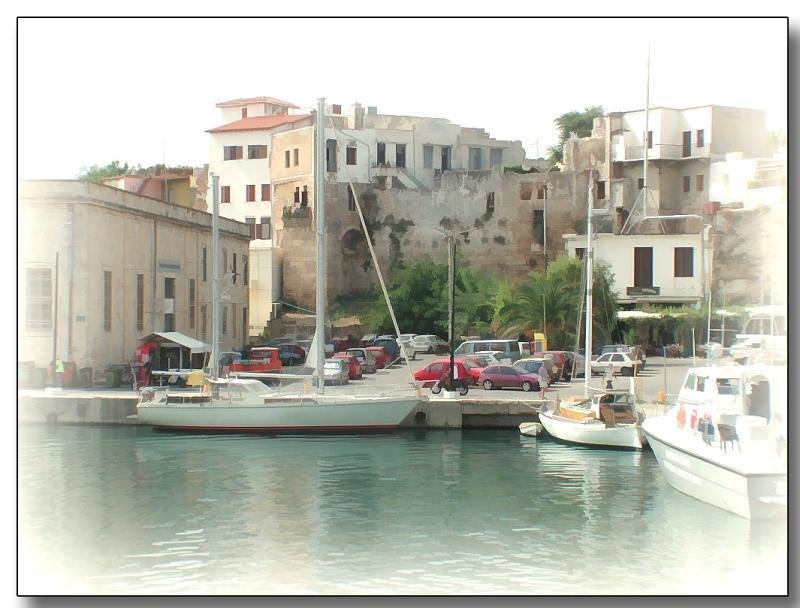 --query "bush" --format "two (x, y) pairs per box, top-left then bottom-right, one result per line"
(665, 343), (684, 358)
